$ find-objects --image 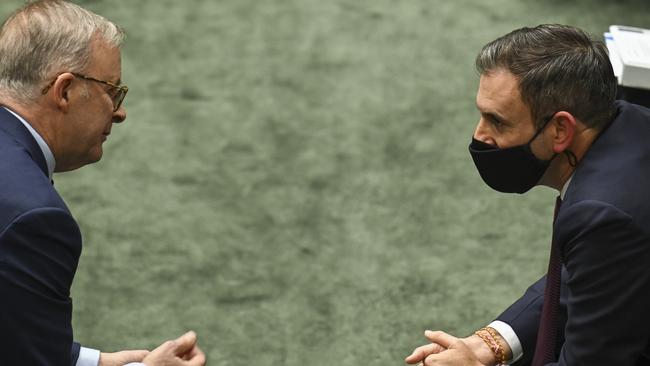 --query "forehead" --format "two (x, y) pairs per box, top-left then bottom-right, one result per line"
(86, 38), (122, 82)
(476, 69), (531, 121)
